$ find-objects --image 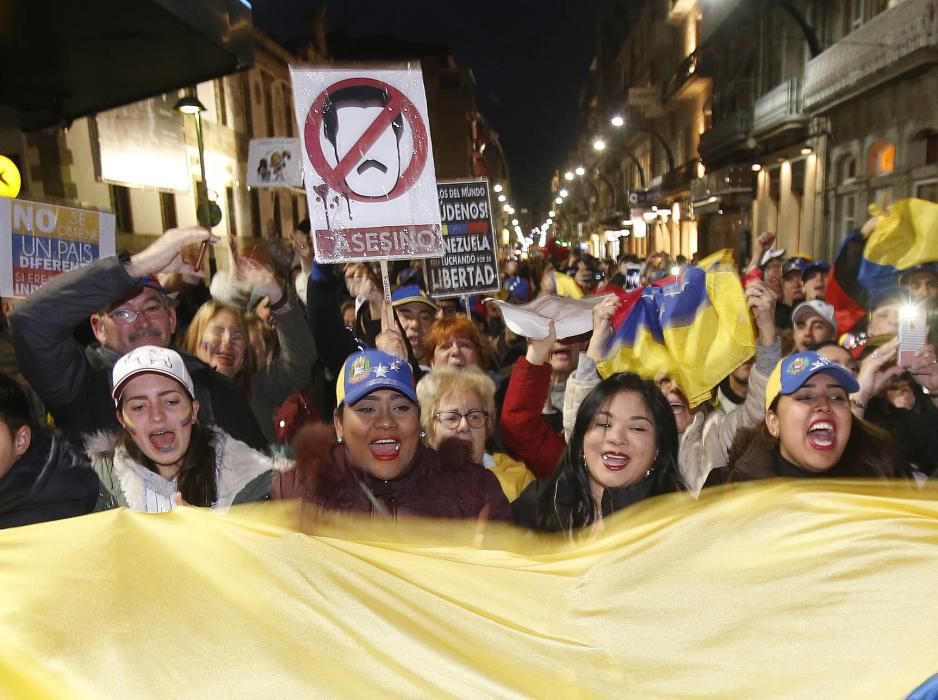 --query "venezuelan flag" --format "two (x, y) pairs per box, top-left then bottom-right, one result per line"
(598, 250), (755, 407)
(860, 198), (938, 299)
(829, 199), (938, 332)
